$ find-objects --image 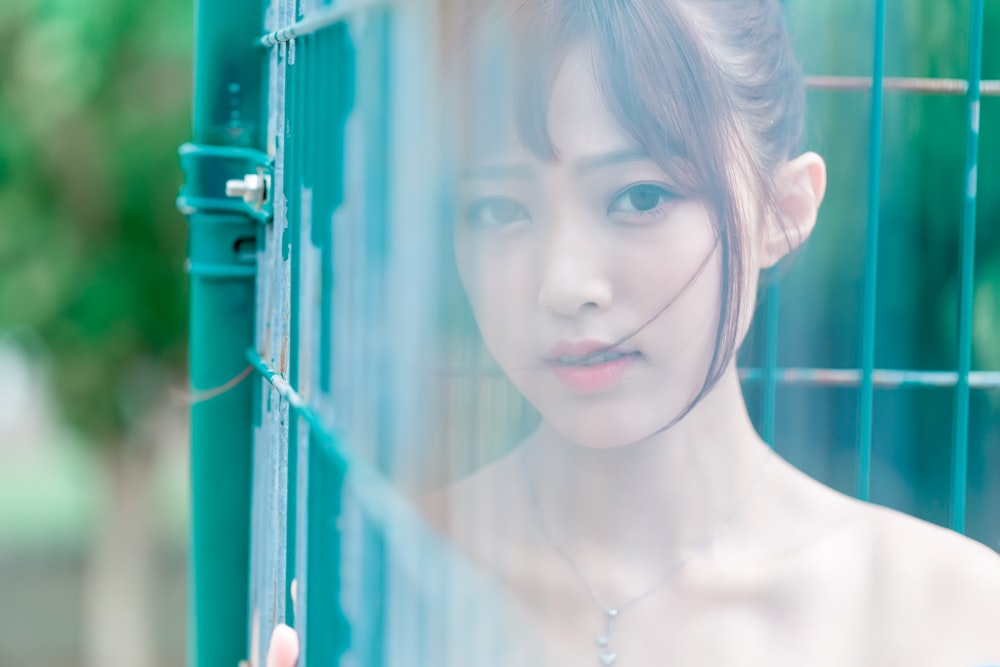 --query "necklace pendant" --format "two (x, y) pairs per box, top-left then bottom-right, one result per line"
(597, 609), (618, 663)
